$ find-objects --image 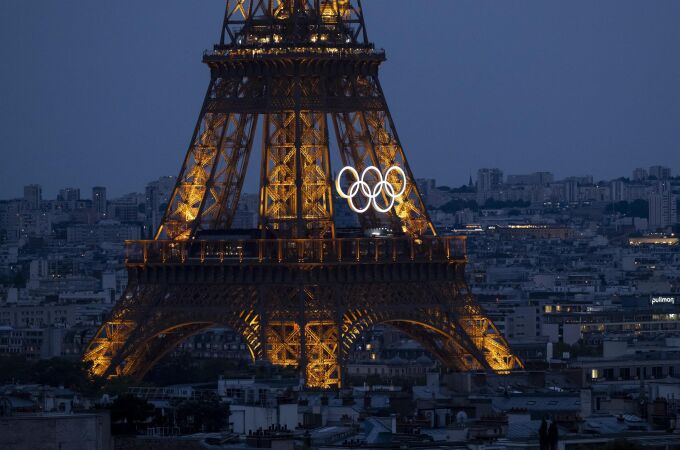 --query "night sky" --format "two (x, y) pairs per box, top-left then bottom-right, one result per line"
(1, 0), (679, 199)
